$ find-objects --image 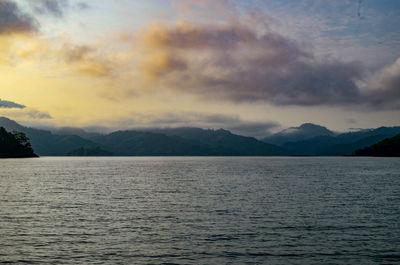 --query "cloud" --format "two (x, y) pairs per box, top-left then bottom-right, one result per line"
(367, 57), (400, 108)
(146, 112), (280, 138)
(346, 118), (357, 125)
(226, 122), (279, 139)
(0, 98), (50, 120)
(378, 58), (400, 97)
(0, 0), (38, 35)
(0, 108), (52, 119)
(131, 16), (400, 109)
(24, 109), (52, 119)
(33, 0), (66, 17)
(29, 0), (89, 17)
(0, 98), (26, 108)
(60, 42), (114, 77)
(76, 2), (89, 10)
(133, 20), (370, 107)
(2, 0), (398, 111)
(141, 22), (261, 50)
(0, 34), (115, 78)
